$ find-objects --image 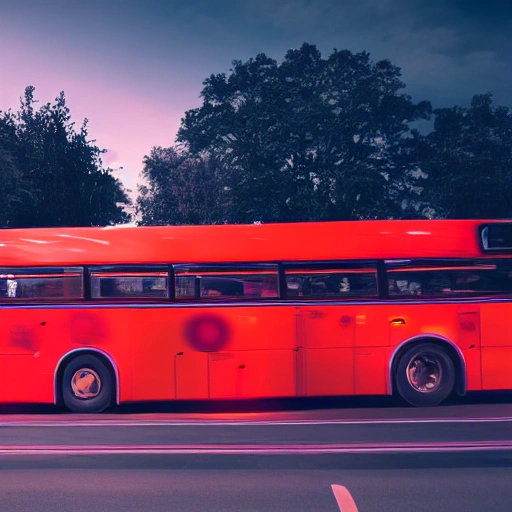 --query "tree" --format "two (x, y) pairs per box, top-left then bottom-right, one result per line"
(177, 43), (431, 223)
(0, 113), (26, 226)
(137, 146), (231, 225)
(0, 86), (130, 227)
(420, 93), (512, 219)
